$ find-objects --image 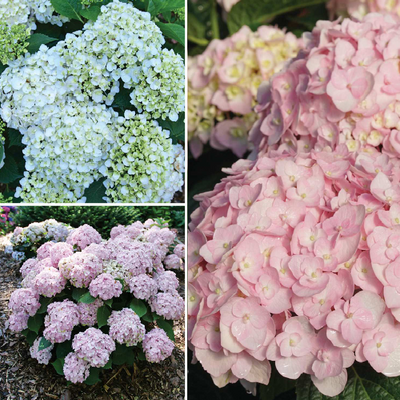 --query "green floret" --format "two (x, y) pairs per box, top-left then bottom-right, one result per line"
(175, 7), (185, 21)
(0, 22), (30, 65)
(81, 0), (101, 5)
